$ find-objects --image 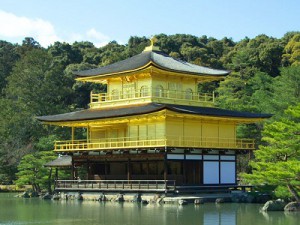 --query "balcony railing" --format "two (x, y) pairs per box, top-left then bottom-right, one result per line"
(90, 88), (214, 108)
(55, 179), (176, 192)
(54, 136), (255, 152)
